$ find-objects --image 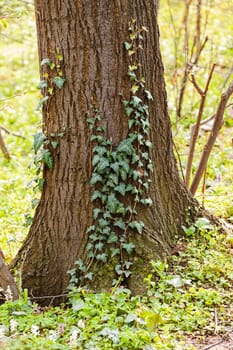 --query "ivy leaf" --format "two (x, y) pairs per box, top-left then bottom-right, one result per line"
(128, 71), (137, 81)
(89, 233), (99, 241)
(129, 220), (144, 234)
(140, 198), (153, 206)
(91, 190), (102, 202)
(128, 119), (135, 129)
(115, 183), (126, 196)
(98, 218), (108, 227)
(107, 233), (118, 243)
(37, 80), (47, 89)
(87, 117), (95, 125)
(107, 193), (119, 213)
(115, 264), (123, 275)
(128, 50), (135, 56)
(51, 141), (58, 149)
(93, 208), (102, 219)
(147, 162), (153, 172)
(141, 152), (149, 160)
(36, 95), (49, 111)
(92, 154), (100, 167)
(121, 159), (130, 174)
(109, 173), (119, 185)
(90, 173), (102, 185)
(137, 134), (144, 144)
(110, 248), (120, 258)
(124, 270), (132, 278)
(145, 89), (153, 100)
(33, 132), (46, 154)
(85, 272), (93, 281)
(38, 178), (45, 190)
(52, 76), (66, 89)
(129, 64), (138, 71)
(122, 242), (135, 254)
(95, 242), (104, 251)
(75, 259), (86, 271)
(86, 225), (95, 233)
(42, 150), (53, 170)
(126, 184), (135, 192)
(124, 41), (132, 50)
(130, 96), (142, 107)
(111, 162), (120, 174)
(125, 107), (134, 117)
(97, 158), (109, 173)
(117, 139), (134, 155)
(131, 153), (140, 164)
(31, 198), (39, 209)
(145, 140), (152, 148)
(86, 242), (93, 251)
(132, 170), (139, 181)
(41, 58), (52, 66)
(124, 261), (133, 269)
(131, 84), (139, 94)
(114, 219), (126, 230)
(94, 146), (107, 156)
(103, 226), (111, 235)
(120, 169), (127, 181)
(96, 253), (108, 262)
